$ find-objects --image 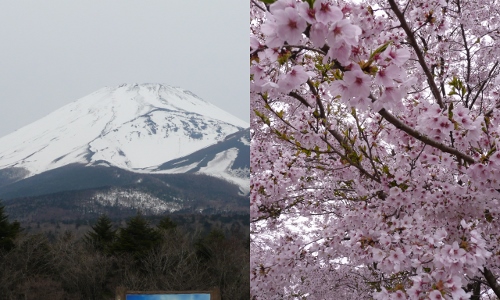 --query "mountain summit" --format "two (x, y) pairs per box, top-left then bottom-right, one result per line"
(0, 83), (249, 194)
